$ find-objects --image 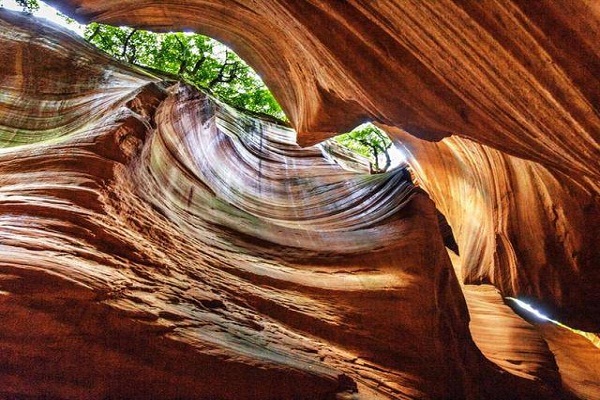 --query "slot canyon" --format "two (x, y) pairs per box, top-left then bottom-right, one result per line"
(0, 1), (598, 399)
